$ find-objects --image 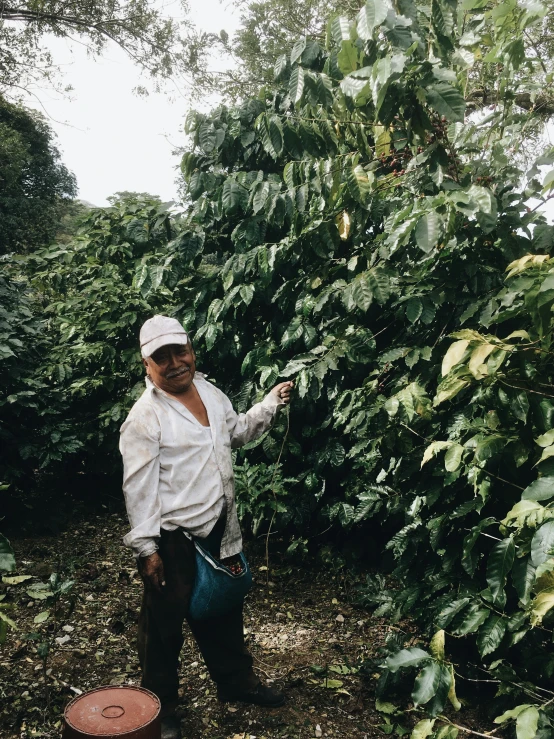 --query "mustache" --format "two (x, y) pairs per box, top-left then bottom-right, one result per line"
(166, 366), (191, 379)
